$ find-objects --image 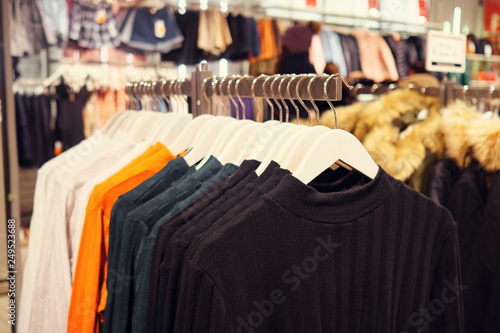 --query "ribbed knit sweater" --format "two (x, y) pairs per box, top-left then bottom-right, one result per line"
(174, 168), (464, 333)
